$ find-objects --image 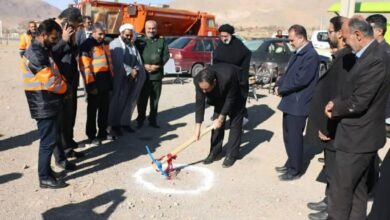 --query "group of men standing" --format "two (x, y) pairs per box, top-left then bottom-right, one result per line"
(20, 7), (169, 189)
(272, 14), (390, 220)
